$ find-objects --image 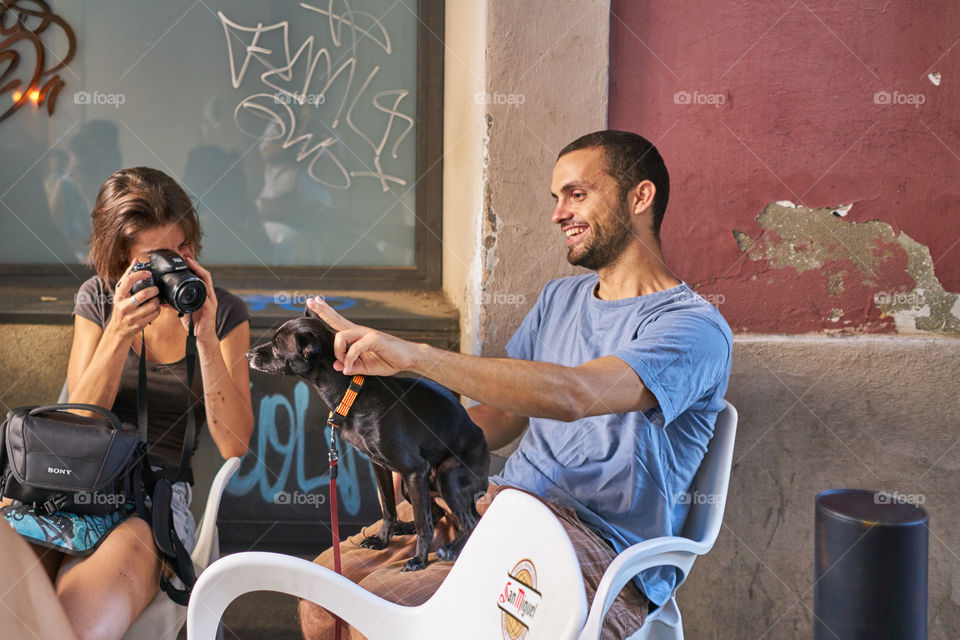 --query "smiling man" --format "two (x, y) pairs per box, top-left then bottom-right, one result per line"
(300, 130), (733, 640)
